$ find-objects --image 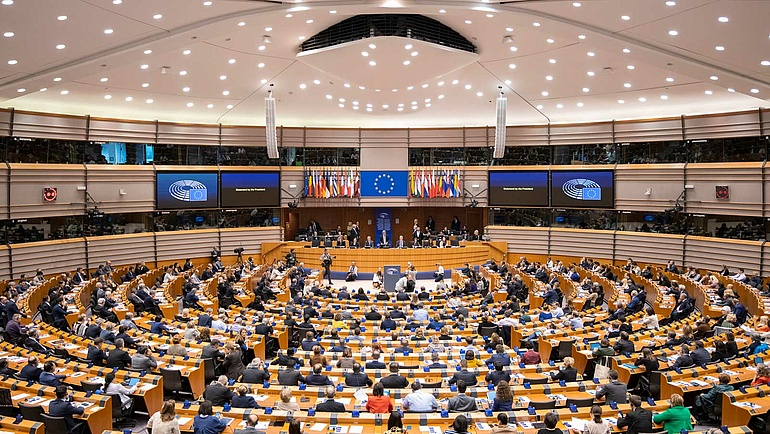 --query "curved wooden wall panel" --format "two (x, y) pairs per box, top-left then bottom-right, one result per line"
(549, 122), (613, 147)
(85, 165), (156, 214)
(685, 163), (764, 217)
(549, 228), (614, 260)
(615, 164), (685, 212)
(684, 110), (762, 140)
(10, 238), (87, 277)
(485, 226), (549, 257)
(85, 233), (156, 269)
(0, 245), (10, 280)
(614, 117), (683, 143)
(9, 164), (86, 219)
(613, 232), (685, 266)
(0, 165), (9, 220)
(155, 229), (220, 262)
(88, 118), (156, 144)
(11, 111), (87, 141)
(684, 236), (762, 274)
(219, 227), (282, 258)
